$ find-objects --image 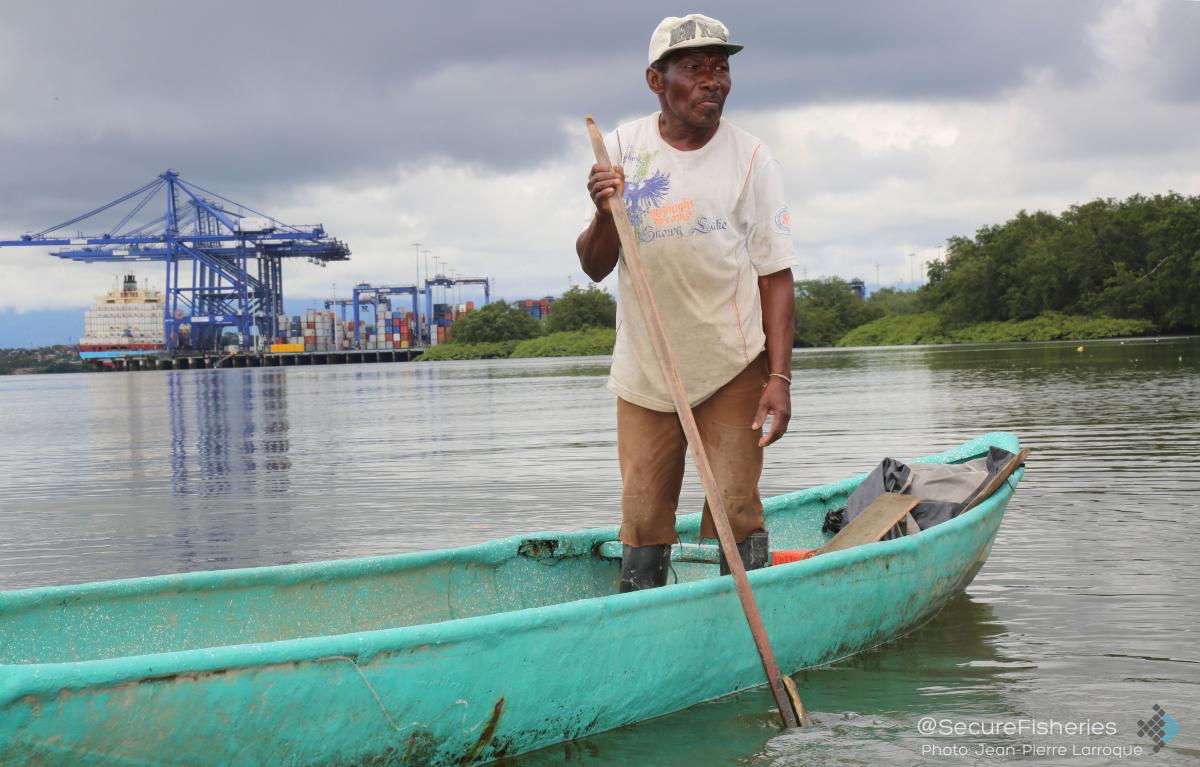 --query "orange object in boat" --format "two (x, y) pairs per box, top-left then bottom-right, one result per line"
(770, 549), (816, 565)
